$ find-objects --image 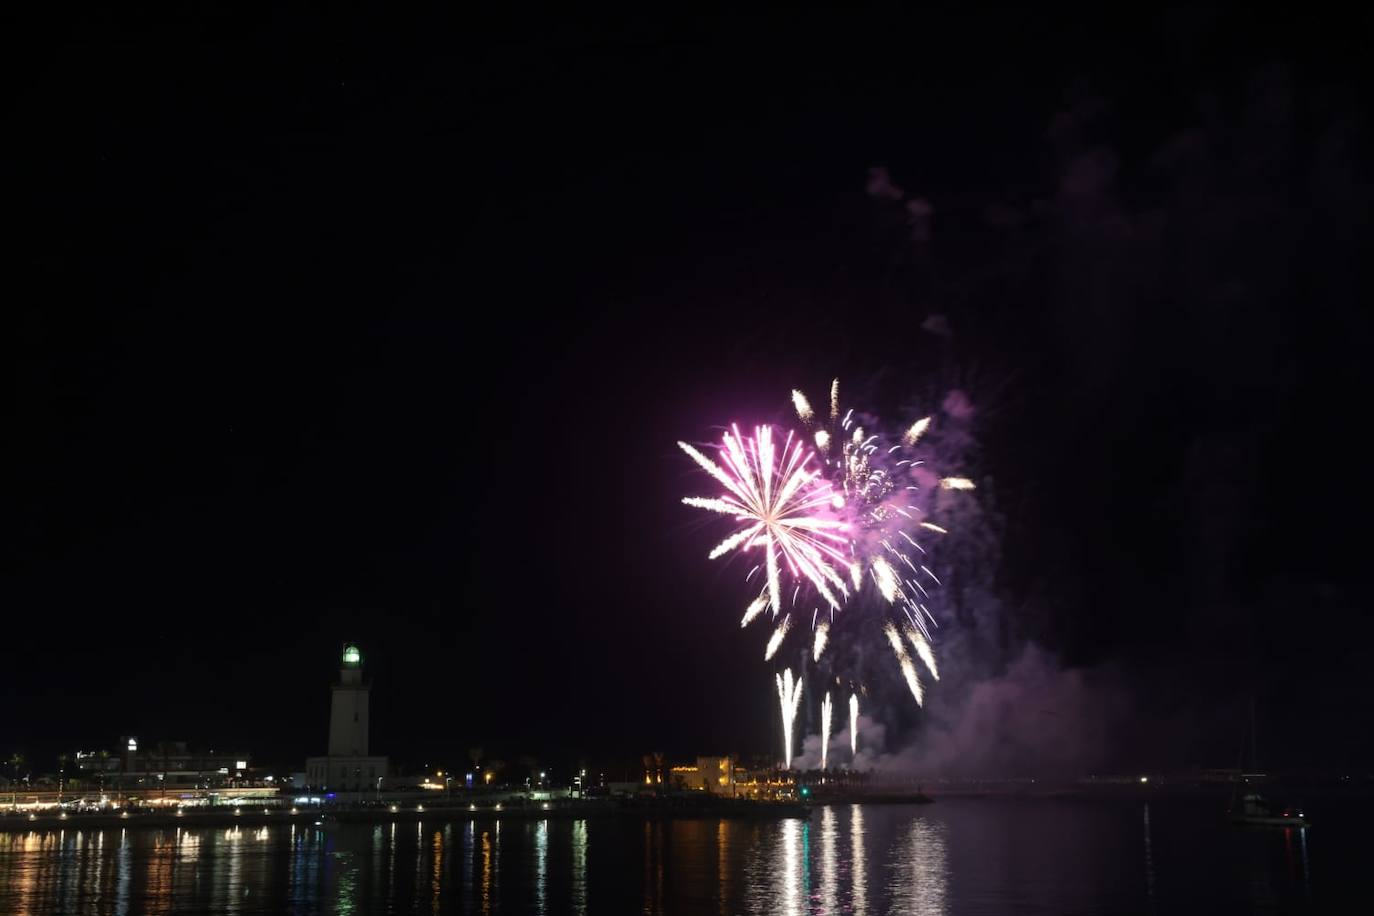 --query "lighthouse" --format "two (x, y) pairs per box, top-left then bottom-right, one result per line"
(305, 643), (390, 792)
(328, 643), (370, 756)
